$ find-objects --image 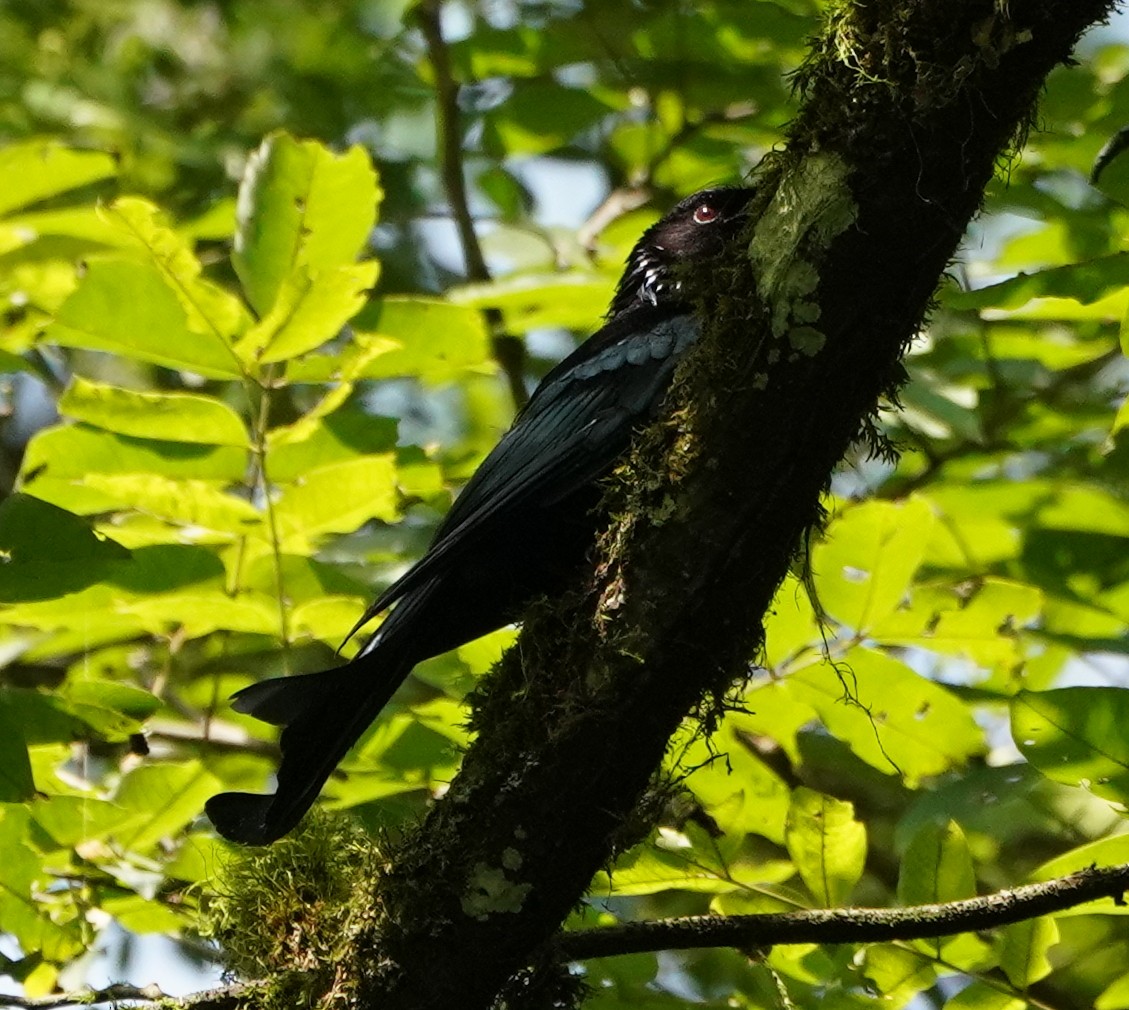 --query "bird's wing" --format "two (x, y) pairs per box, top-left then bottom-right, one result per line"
(356, 311), (700, 624)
